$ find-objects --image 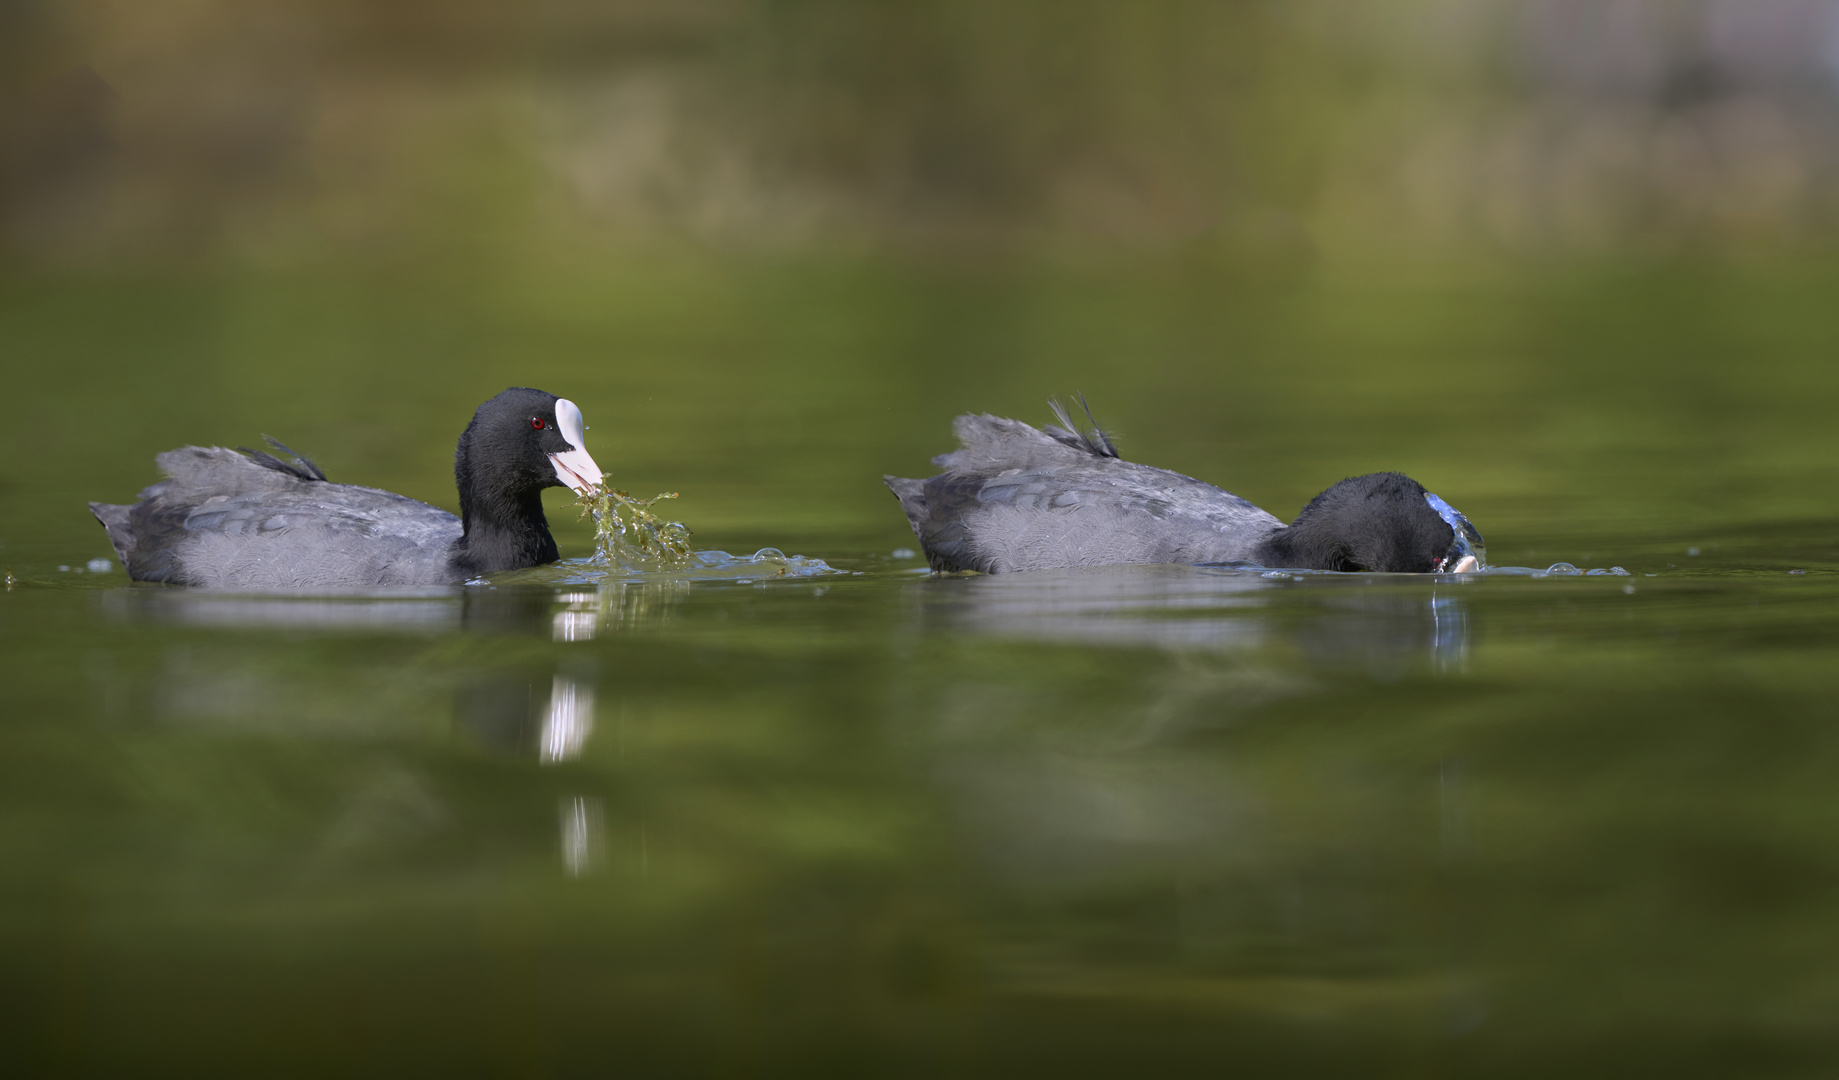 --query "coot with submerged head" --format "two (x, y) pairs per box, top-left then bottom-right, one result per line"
(885, 400), (1486, 575)
(90, 387), (605, 588)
